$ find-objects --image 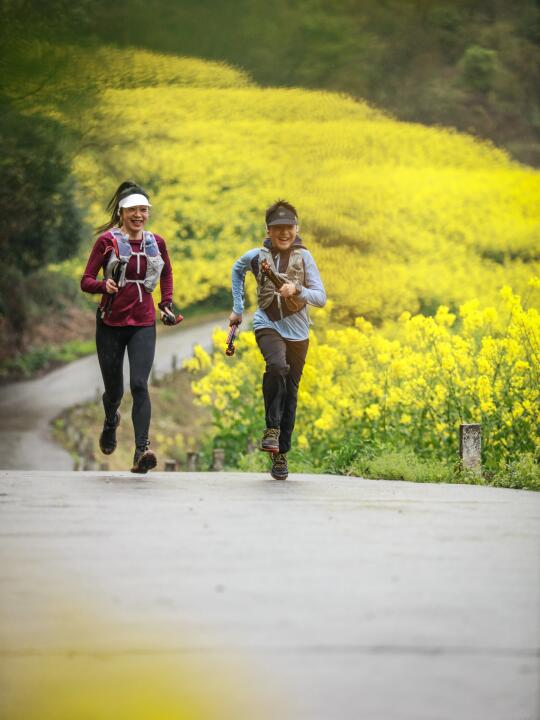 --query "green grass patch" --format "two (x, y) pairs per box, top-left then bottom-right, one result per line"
(234, 444), (539, 491)
(488, 454), (540, 492)
(347, 450), (456, 485)
(0, 339), (95, 381)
